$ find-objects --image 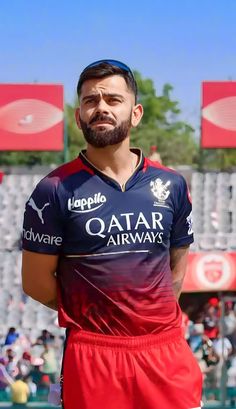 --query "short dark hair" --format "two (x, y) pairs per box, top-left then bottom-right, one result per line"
(77, 60), (138, 103)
